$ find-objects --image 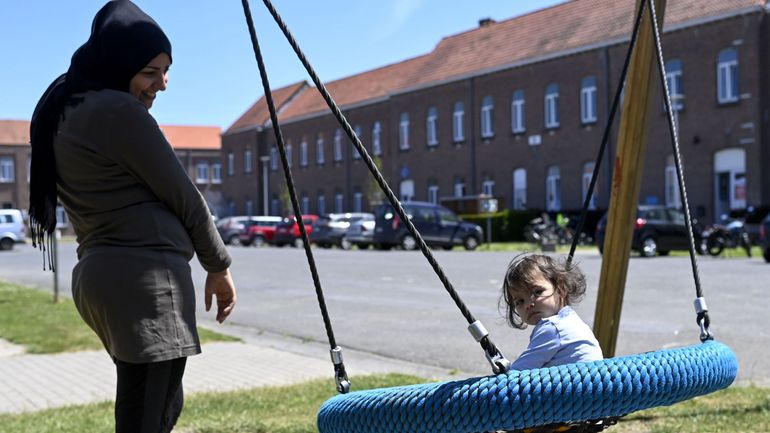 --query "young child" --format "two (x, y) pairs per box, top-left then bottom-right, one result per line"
(500, 254), (603, 370)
